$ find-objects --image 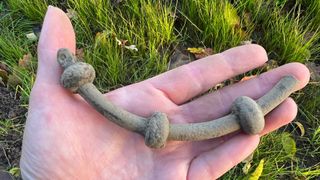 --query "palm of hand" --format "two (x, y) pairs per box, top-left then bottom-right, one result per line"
(23, 67), (231, 179)
(24, 83), (189, 179)
(20, 6), (309, 180)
